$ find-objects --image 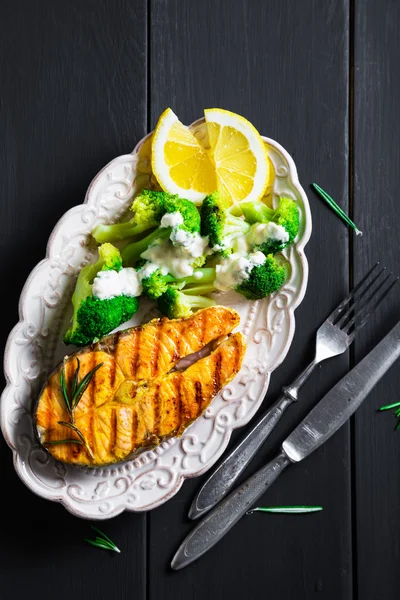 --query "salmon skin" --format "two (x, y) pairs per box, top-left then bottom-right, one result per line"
(35, 306), (246, 467)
